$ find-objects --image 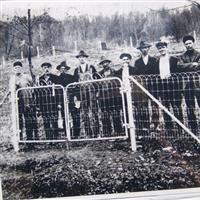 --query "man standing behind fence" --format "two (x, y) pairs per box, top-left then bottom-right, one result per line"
(177, 35), (200, 133)
(71, 50), (98, 139)
(155, 40), (183, 134)
(133, 41), (158, 135)
(12, 61), (38, 141)
(36, 62), (59, 140)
